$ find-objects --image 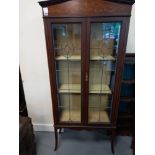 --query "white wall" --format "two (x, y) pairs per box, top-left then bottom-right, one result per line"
(19, 1), (135, 131)
(19, 0), (53, 131)
(126, 4), (135, 53)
